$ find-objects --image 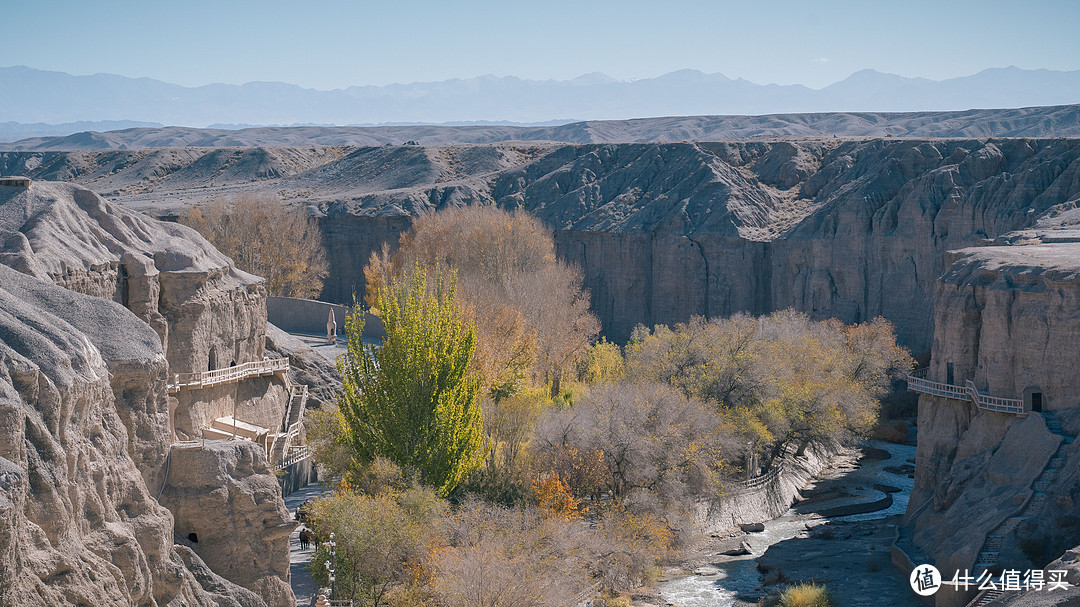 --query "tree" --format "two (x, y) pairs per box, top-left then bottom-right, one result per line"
(365, 205), (600, 399)
(338, 265), (485, 496)
(534, 382), (726, 504)
(180, 193), (328, 298)
(432, 499), (591, 607)
(309, 485), (447, 606)
(624, 310), (913, 470)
